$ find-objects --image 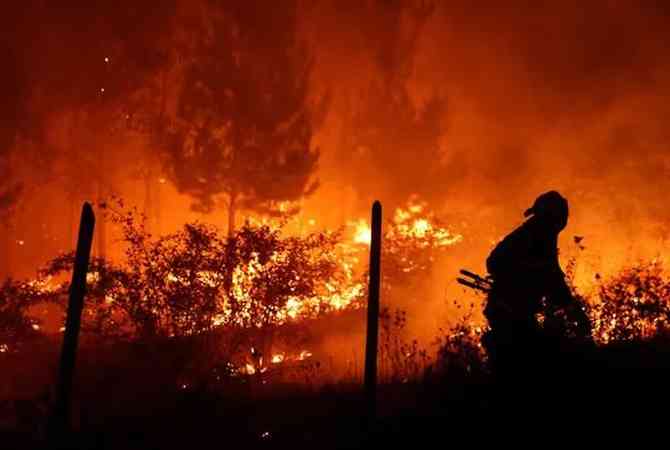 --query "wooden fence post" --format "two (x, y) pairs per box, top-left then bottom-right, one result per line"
(48, 202), (95, 444)
(364, 201), (382, 422)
